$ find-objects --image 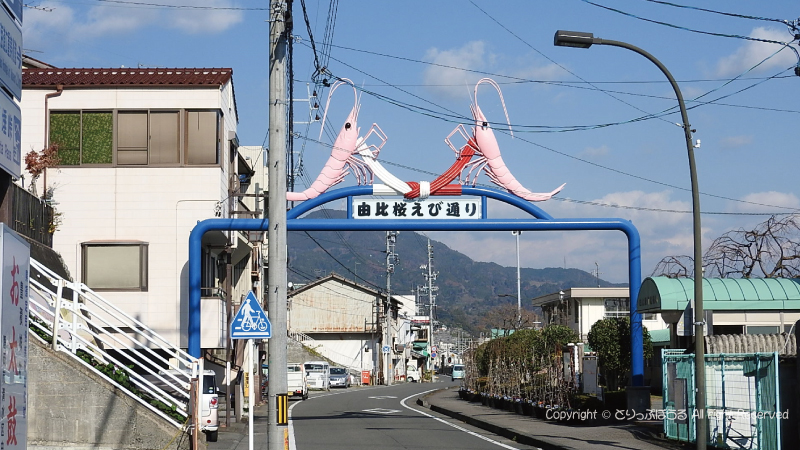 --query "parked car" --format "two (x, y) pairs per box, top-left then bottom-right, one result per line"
(304, 361), (330, 390)
(329, 367), (350, 388)
(160, 369), (219, 442)
(451, 364), (465, 381)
